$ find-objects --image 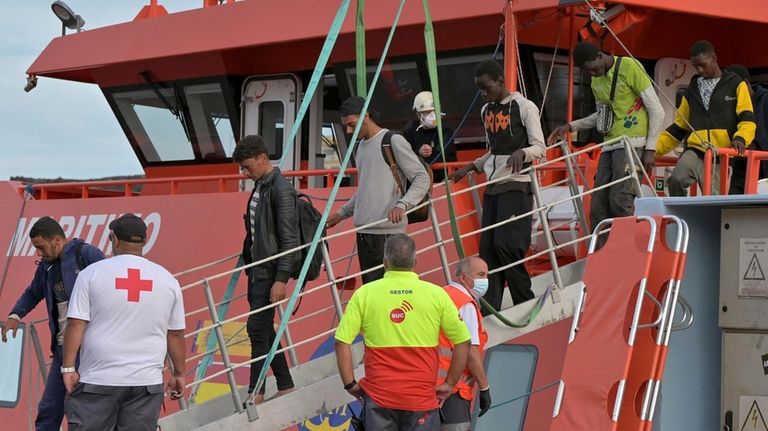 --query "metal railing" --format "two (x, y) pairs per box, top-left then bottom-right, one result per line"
(168, 135), (642, 418)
